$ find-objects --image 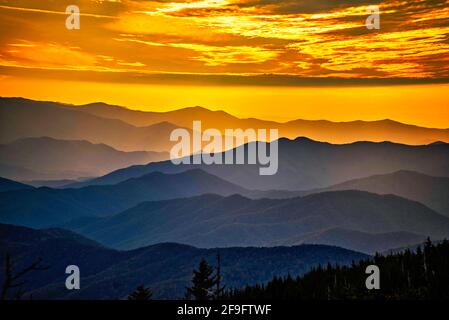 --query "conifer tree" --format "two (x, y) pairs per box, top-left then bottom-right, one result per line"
(128, 285), (153, 300)
(224, 239), (449, 300)
(186, 258), (216, 300)
(213, 253), (226, 300)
